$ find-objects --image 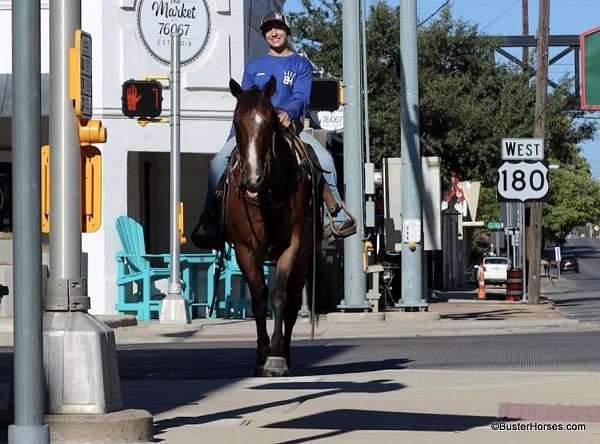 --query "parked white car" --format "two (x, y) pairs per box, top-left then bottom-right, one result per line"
(482, 256), (510, 285)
